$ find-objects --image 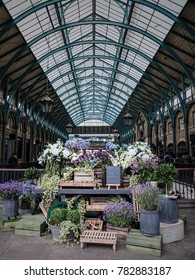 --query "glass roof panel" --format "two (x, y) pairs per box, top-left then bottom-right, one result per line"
(2, 0), (188, 125)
